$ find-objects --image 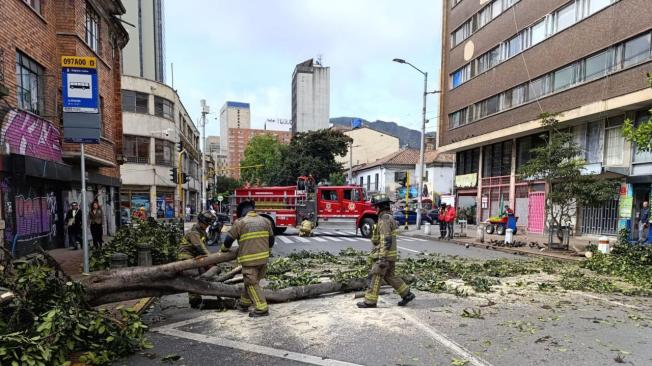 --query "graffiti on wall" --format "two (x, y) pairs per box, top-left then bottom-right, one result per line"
(5, 190), (59, 255)
(0, 109), (62, 162)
